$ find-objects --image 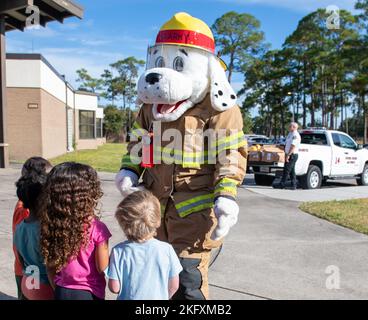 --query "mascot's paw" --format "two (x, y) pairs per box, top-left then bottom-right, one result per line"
(115, 169), (144, 198)
(211, 197), (239, 241)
